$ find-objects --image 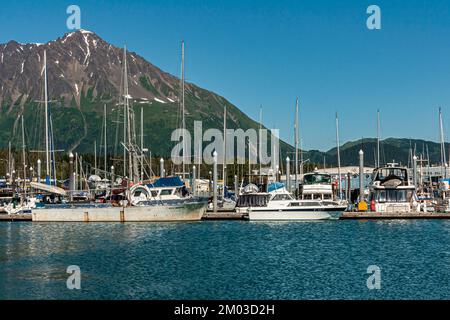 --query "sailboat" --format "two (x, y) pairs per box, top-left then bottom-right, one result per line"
(31, 45), (207, 222)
